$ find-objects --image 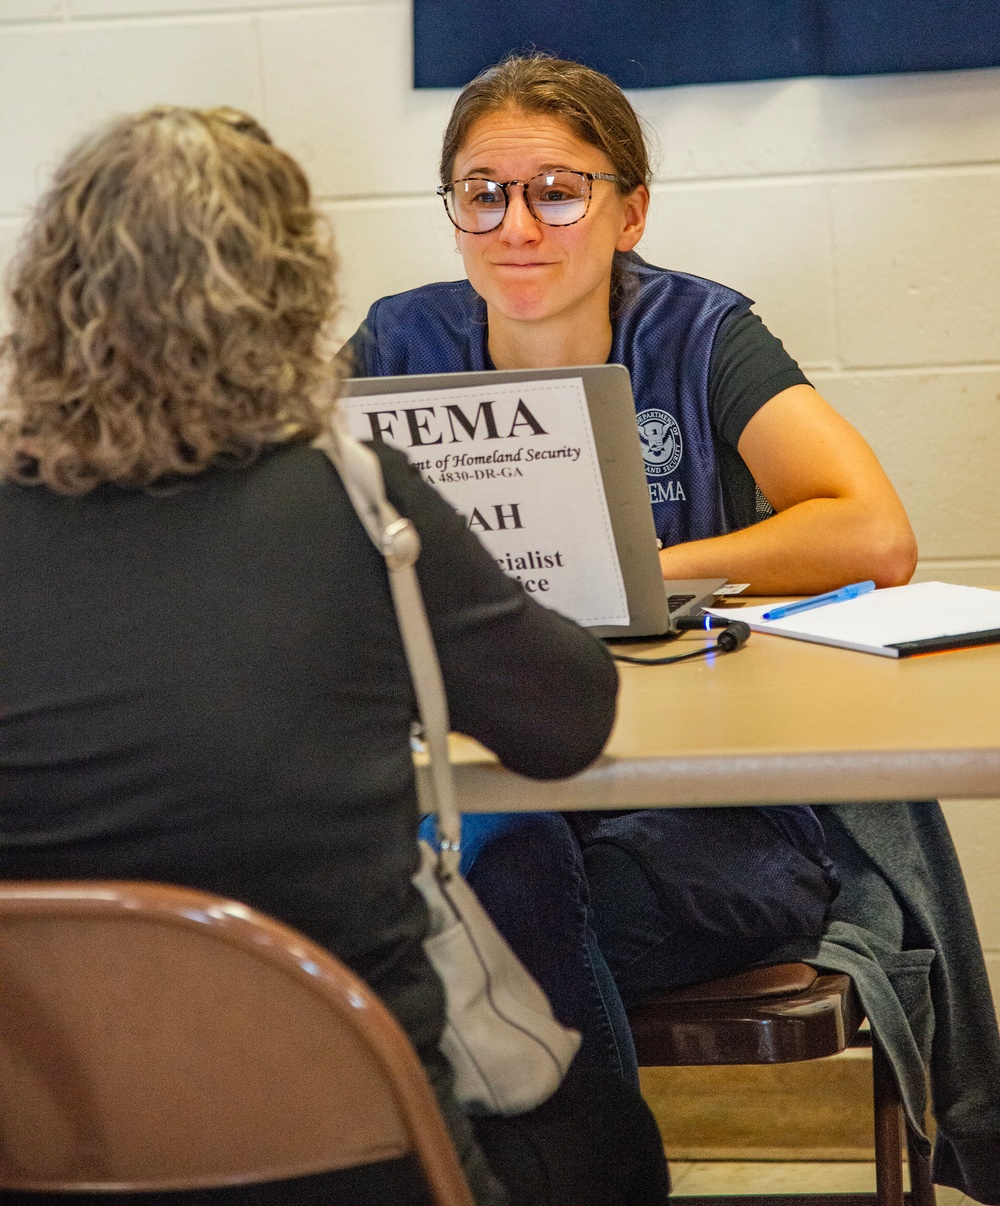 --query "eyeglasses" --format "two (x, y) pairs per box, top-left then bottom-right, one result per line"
(437, 170), (623, 234)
